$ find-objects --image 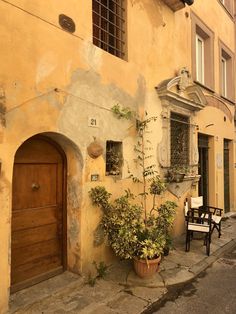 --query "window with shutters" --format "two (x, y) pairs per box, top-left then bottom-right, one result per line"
(219, 41), (234, 101)
(191, 12), (214, 90)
